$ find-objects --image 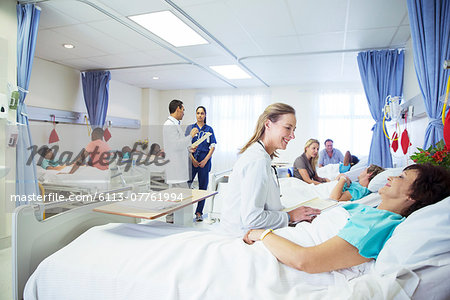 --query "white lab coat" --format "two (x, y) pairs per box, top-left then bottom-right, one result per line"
(220, 142), (289, 235)
(163, 116), (192, 184)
